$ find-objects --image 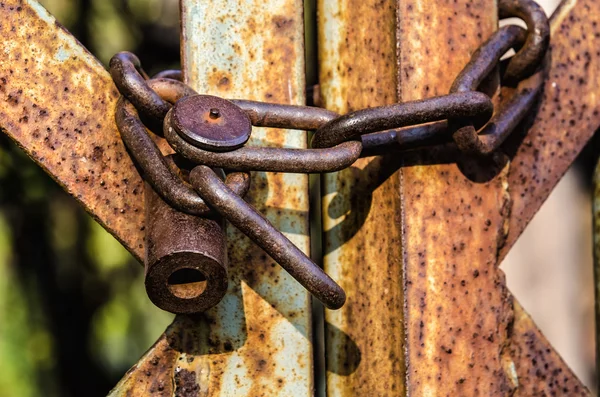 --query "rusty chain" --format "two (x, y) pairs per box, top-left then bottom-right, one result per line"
(109, 0), (549, 314)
